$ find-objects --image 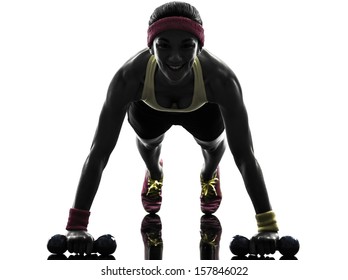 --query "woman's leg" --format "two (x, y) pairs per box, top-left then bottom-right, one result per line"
(136, 134), (165, 180)
(195, 133), (226, 180)
(137, 134), (165, 214)
(195, 133), (225, 214)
